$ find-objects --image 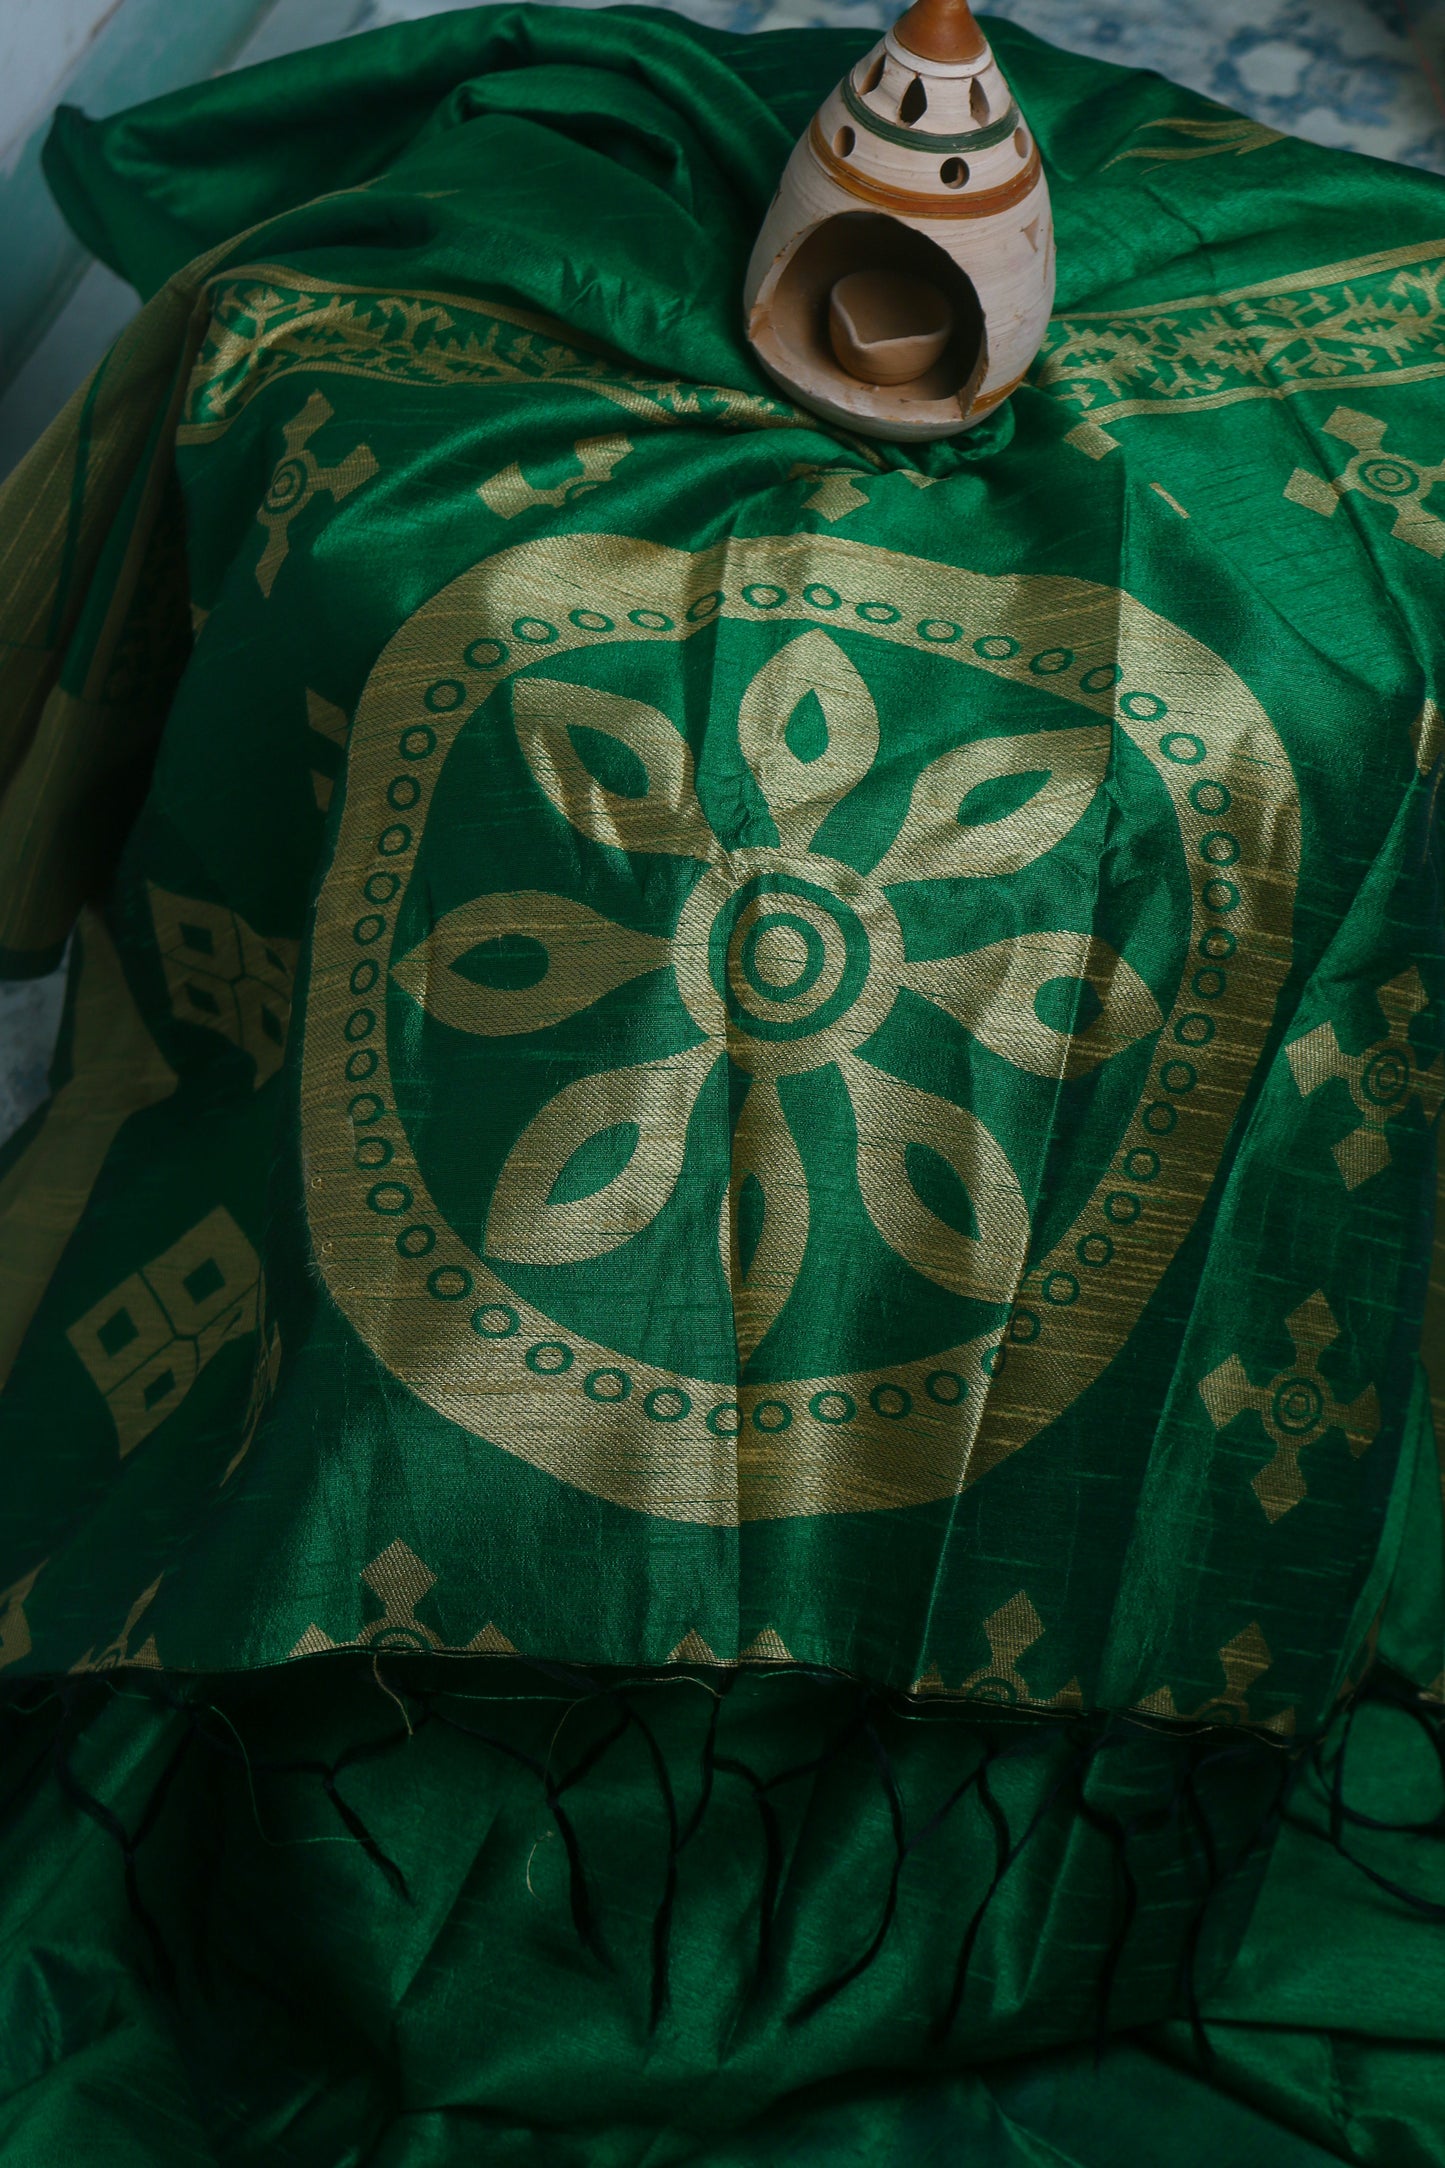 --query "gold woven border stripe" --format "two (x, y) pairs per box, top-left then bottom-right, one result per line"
(1059, 359), (1445, 430)
(1051, 237), (1445, 321)
(1036, 244), (1445, 424)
